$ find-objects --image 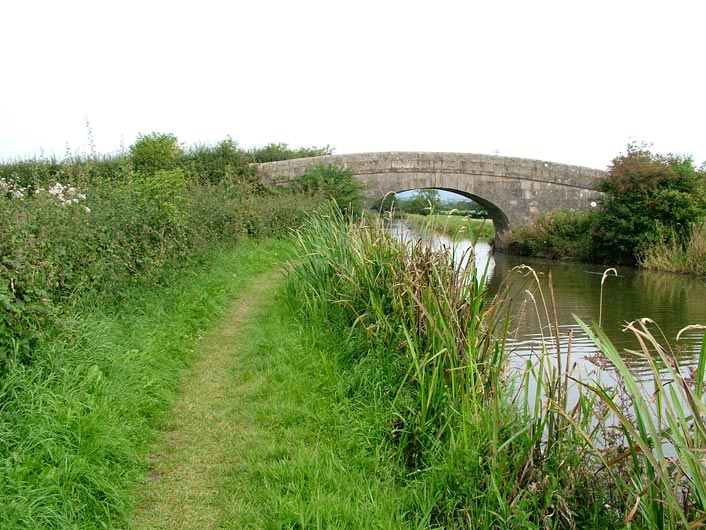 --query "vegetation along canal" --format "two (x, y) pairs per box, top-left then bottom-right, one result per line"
(391, 219), (706, 381)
